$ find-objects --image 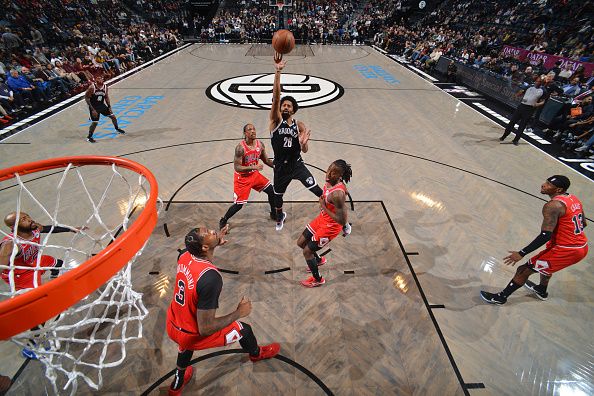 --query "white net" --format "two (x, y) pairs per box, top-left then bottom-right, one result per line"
(0, 161), (160, 394)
